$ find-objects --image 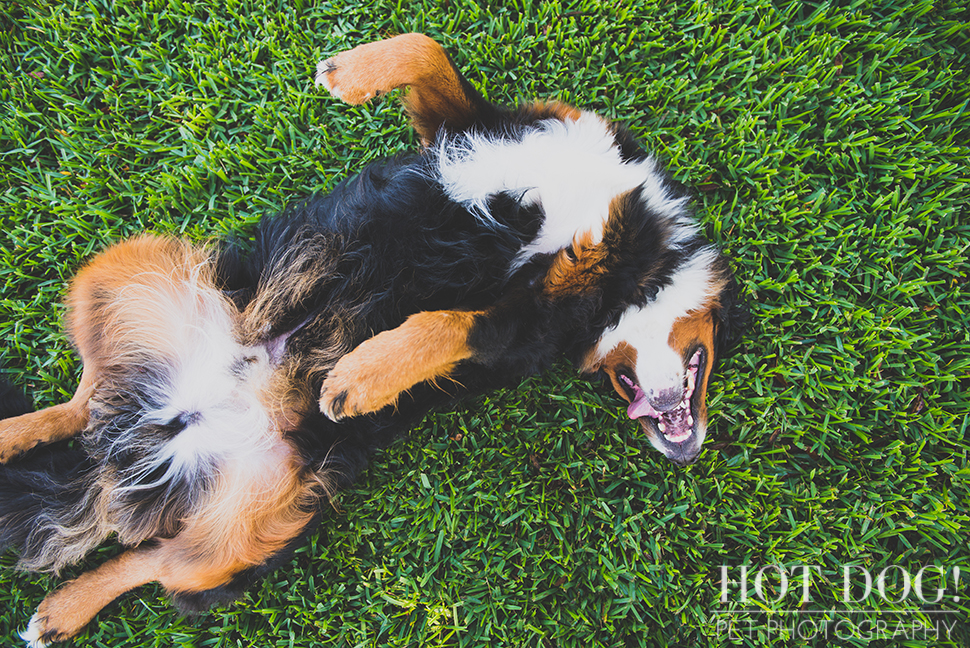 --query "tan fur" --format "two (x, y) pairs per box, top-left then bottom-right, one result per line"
(582, 302), (720, 422)
(543, 230), (608, 297)
(25, 380), (323, 640)
(583, 341), (638, 400)
(668, 305), (718, 422)
(11, 29), (735, 642)
(27, 548), (167, 644)
(319, 33), (479, 145)
(320, 310), (480, 419)
(161, 444), (316, 588)
(29, 449), (322, 643)
(0, 368), (95, 462)
(318, 36), (584, 147)
(528, 99), (583, 122)
(262, 360), (316, 440)
(11, 235), (330, 641)
(66, 235), (216, 363)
